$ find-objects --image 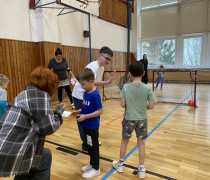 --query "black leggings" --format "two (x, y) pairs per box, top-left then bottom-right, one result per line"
(58, 85), (73, 104)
